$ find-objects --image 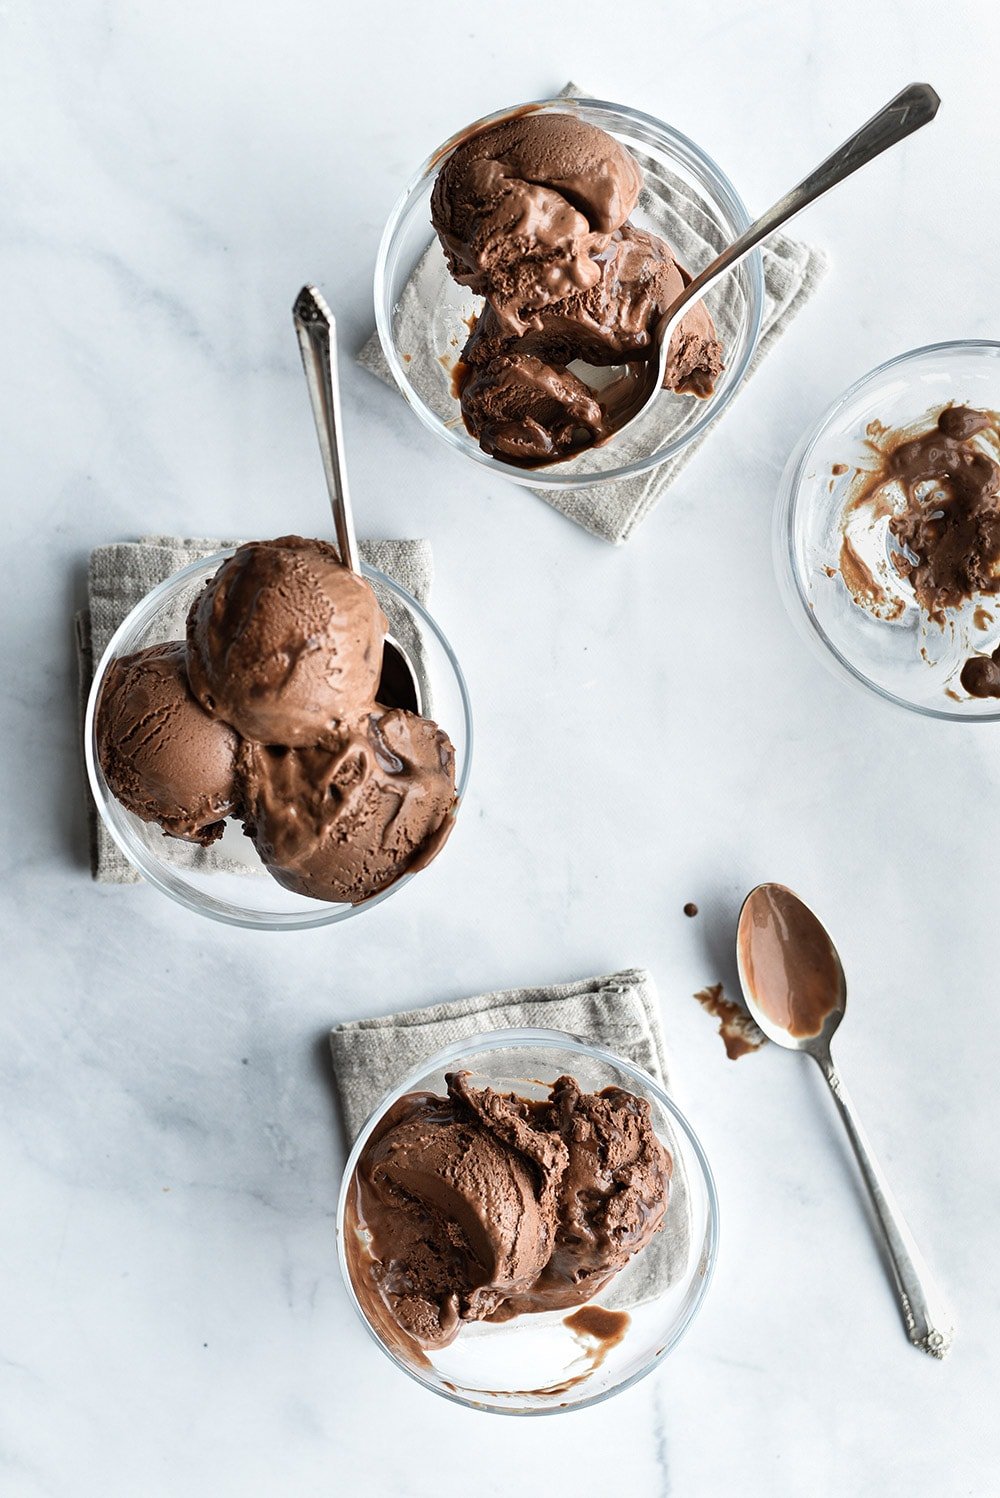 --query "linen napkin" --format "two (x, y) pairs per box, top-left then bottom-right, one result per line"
(76, 535), (434, 883)
(331, 967), (692, 1308)
(359, 83), (828, 544)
